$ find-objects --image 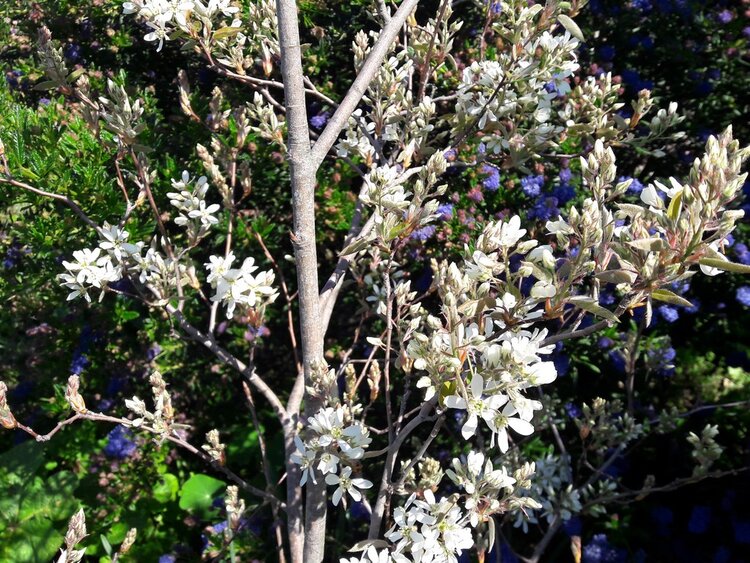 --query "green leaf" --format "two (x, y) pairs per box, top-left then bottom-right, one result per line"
(595, 269), (638, 284)
(153, 473), (180, 503)
(179, 474), (225, 513)
(699, 257), (750, 274)
(557, 14), (585, 42)
(32, 80), (59, 91)
(652, 288), (694, 308)
(627, 237), (666, 252)
(666, 190), (683, 222)
(569, 296), (619, 322)
(213, 26), (242, 40)
(101, 534), (113, 556)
